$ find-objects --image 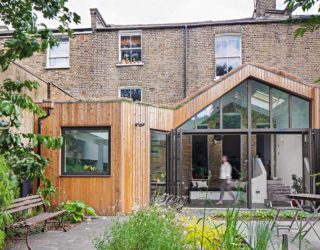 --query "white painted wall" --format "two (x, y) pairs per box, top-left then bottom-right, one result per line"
(275, 134), (302, 188)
